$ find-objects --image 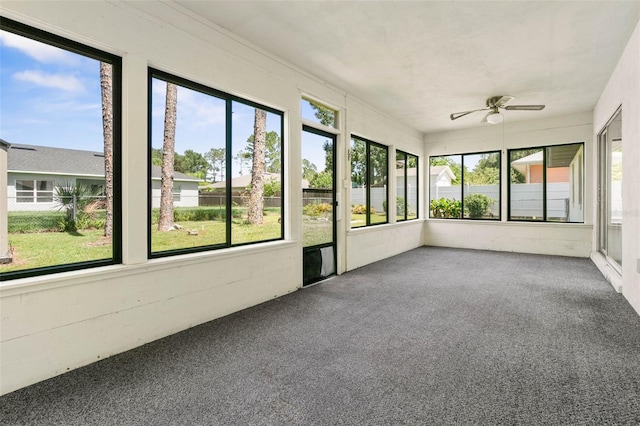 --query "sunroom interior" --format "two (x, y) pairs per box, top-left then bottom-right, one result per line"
(0, 1), (639, 397)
